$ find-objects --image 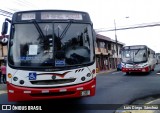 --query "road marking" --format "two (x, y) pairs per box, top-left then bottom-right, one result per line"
(0, 90), (7, 94)
(112, 71), (122, 74)
(156, 73), (160, 75)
